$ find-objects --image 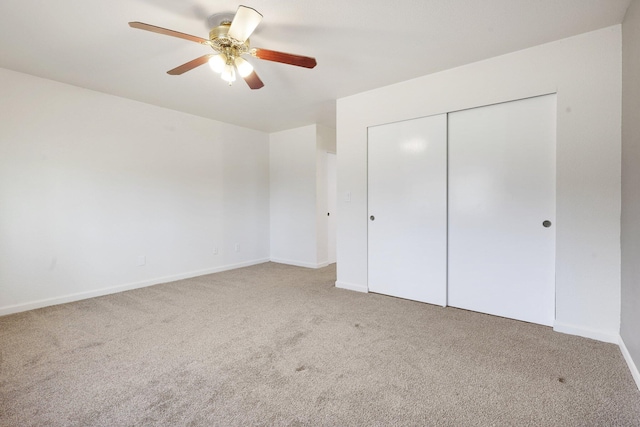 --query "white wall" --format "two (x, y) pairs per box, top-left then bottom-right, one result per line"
(269, 125), (319, 267)
(269, 124), (336, 268)
(336, 26), (622, 342)
(621, 0), (640, 388)
(316, 125), (337, 266)
(0, 68), (270, 315)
